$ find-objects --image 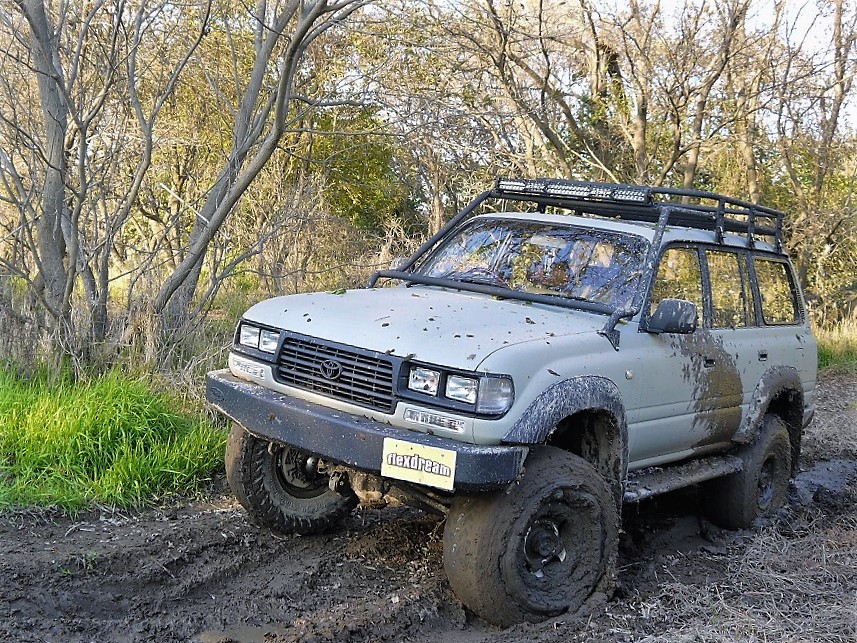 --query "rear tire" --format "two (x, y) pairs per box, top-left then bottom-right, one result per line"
(704, 414), (792, 529)
(443, 447), (617, 626)
(225, 423), (356, 535)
